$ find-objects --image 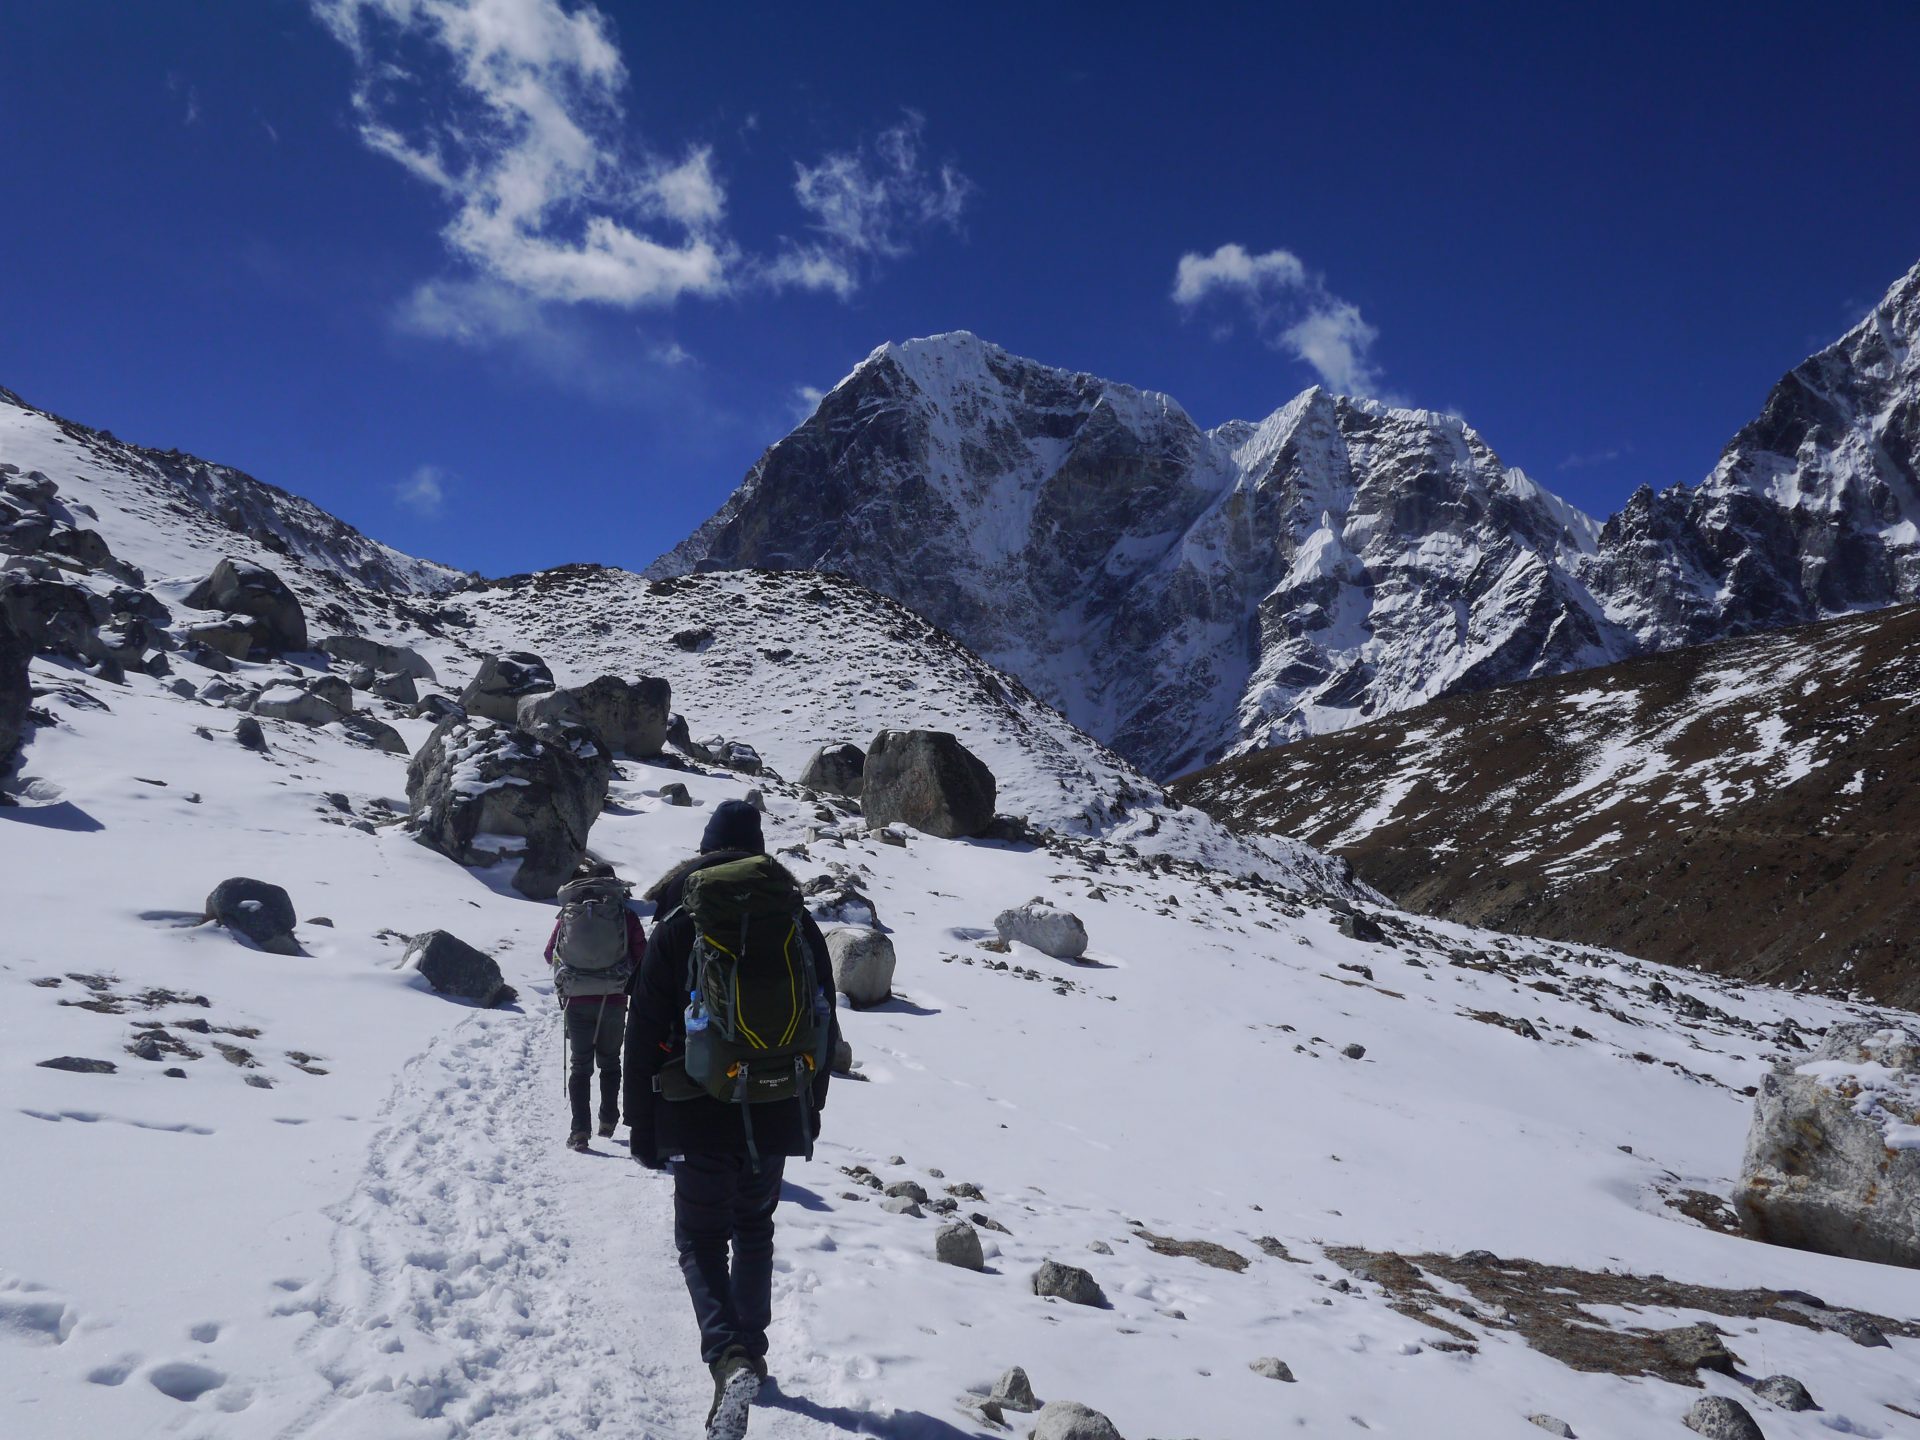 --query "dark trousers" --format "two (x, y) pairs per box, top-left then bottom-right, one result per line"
(564, 1000), (624, 1135)
(671, 1152), (786, 1365)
